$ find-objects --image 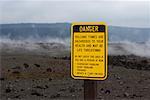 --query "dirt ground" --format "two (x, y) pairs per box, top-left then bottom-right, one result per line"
(0, 45), (150, 100)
